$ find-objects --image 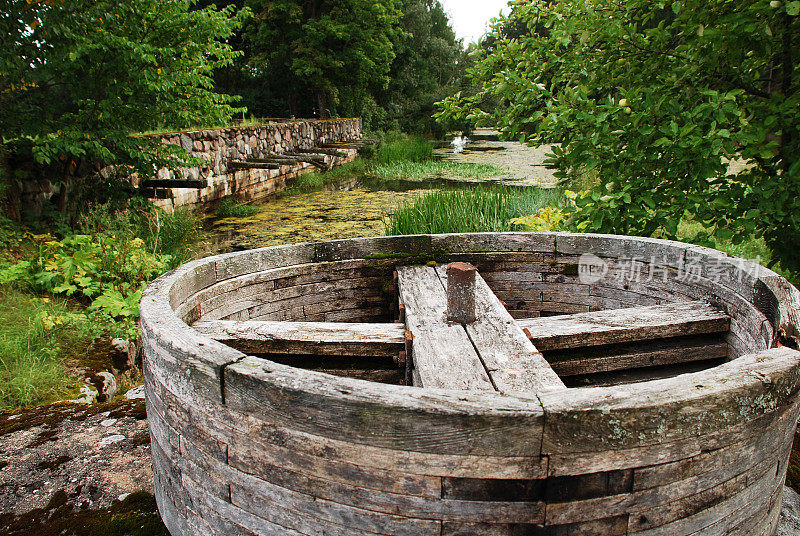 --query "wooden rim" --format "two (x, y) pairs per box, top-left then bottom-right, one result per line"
(141, 232), (800, 420)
